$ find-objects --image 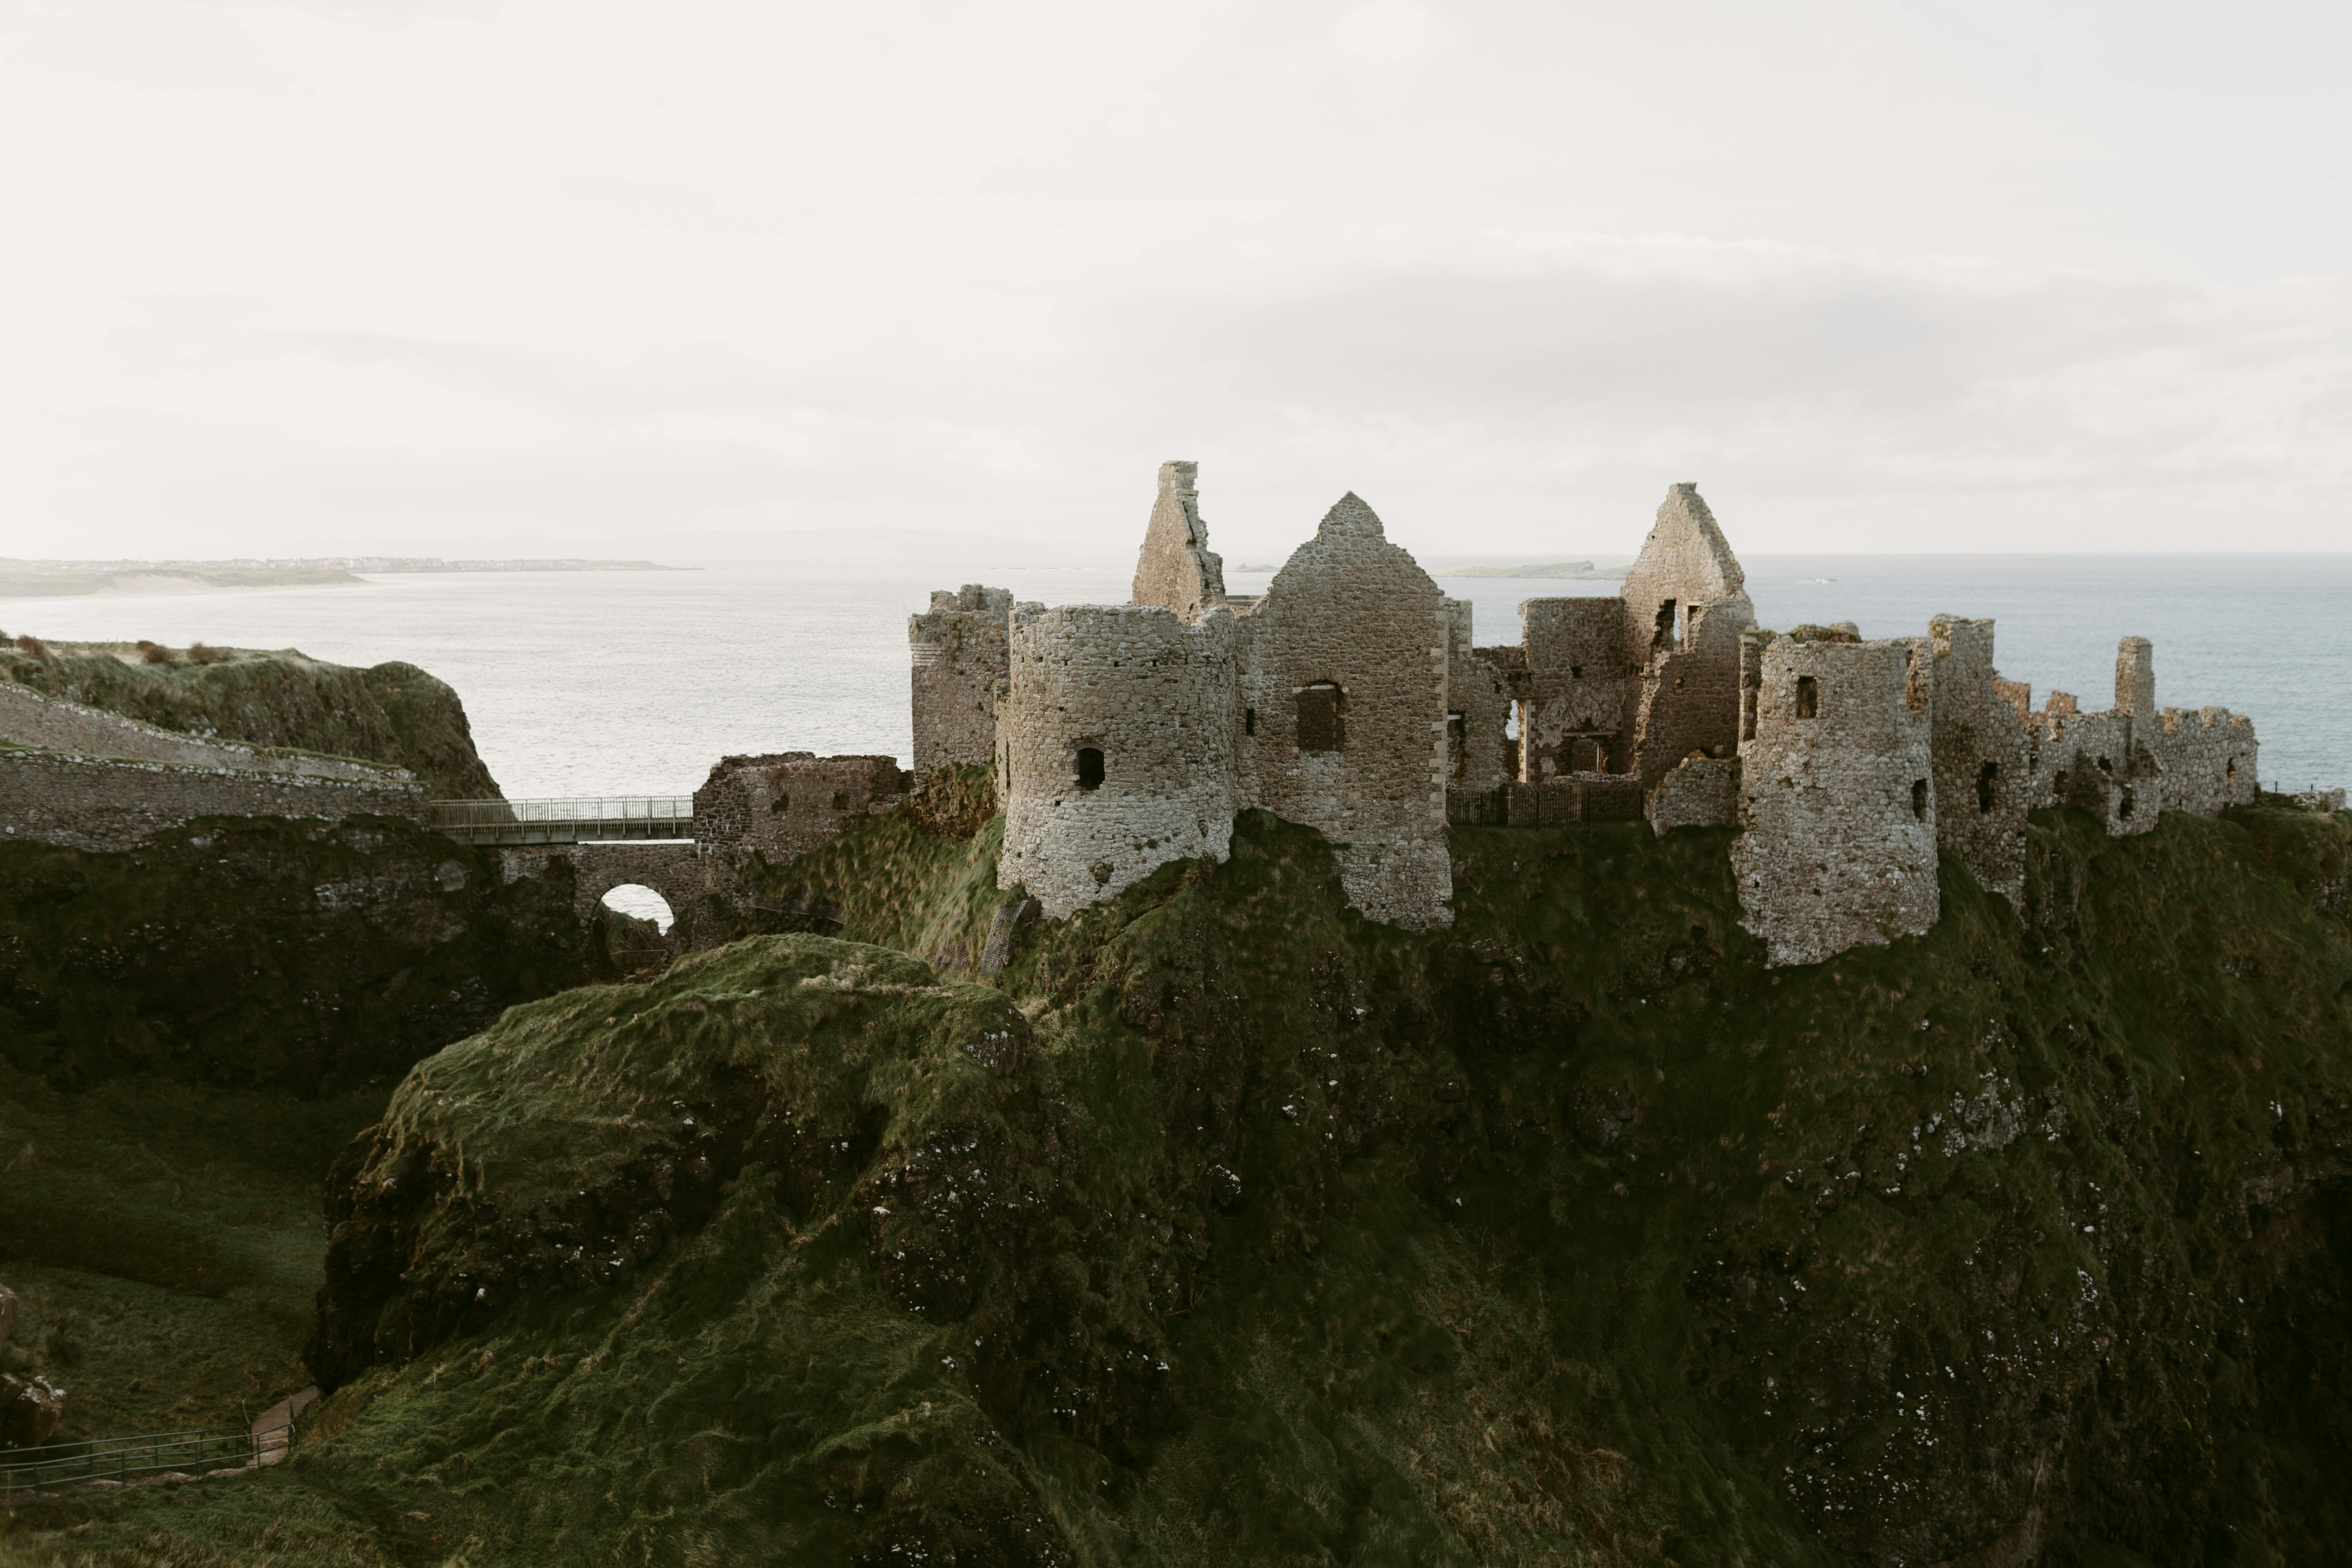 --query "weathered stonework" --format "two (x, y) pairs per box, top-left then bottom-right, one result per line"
(1519, 597), (1627, 778)
(1130, 460), (1226, 623)
(1445, 599), (1514, 793)
(1927, 617), (2028, 906)
(1619, 484), (1755, 787)
(1232, 494), (1452, 930)
(693, 752), (908, 883)
(997, 603), (1238, 919)
(1731, 635), (1939, 968)
(1647, 754), (1741, 835)
(0, 749), (427, 854)
(909, 585), (1013, 777)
